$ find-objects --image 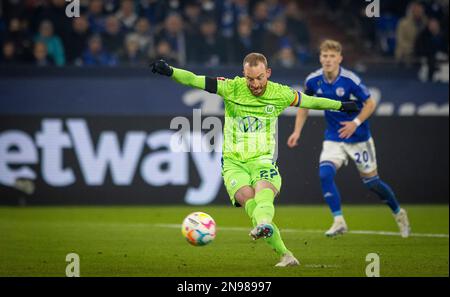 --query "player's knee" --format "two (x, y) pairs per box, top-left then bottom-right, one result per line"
(254, 180), (278, 196)
(319, 162), (336, 183)
(234, 186), (255, 206)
